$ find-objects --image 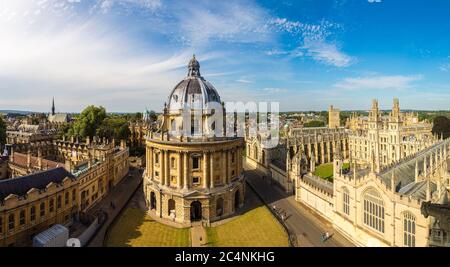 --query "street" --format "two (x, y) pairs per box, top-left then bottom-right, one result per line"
(245, 168), (354, 247)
